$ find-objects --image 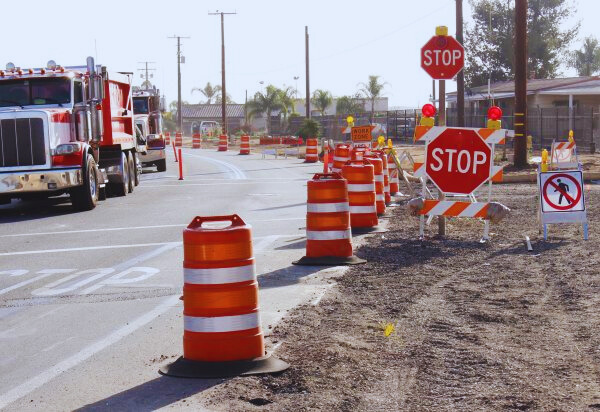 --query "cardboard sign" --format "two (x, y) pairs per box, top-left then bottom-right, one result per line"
(540, 170), (585, 213)
(351, 125), (374, 142)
